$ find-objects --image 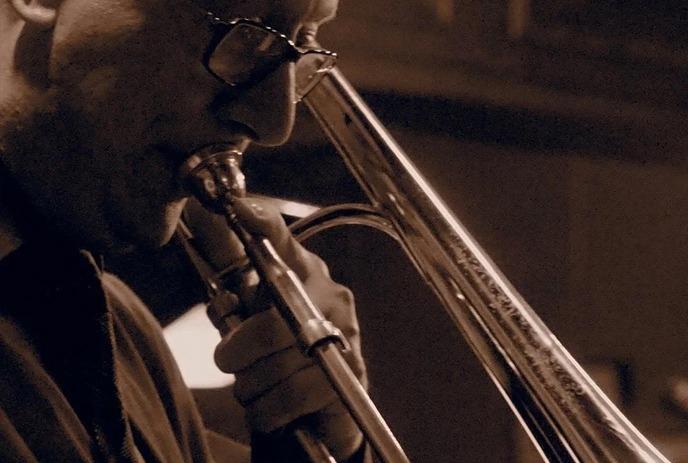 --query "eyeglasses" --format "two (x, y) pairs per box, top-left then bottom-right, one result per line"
(203, 13), (338, 102)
